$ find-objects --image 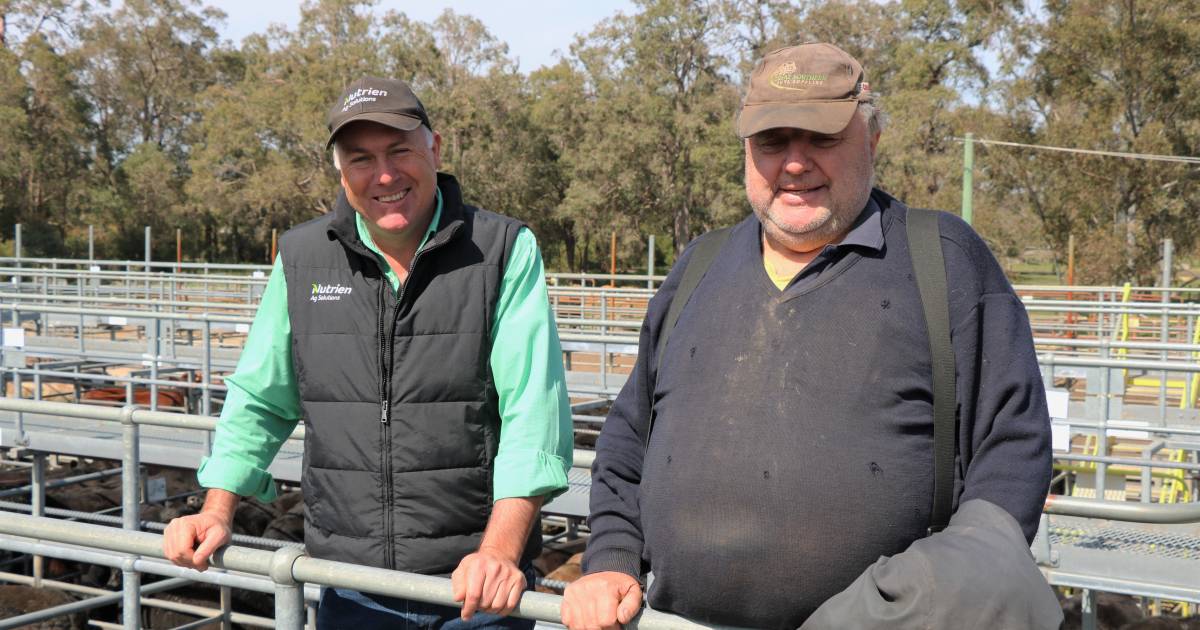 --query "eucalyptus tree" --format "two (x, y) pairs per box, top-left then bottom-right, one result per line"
(995, 0), (1200, 283)
(562, 0), (744, 257)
